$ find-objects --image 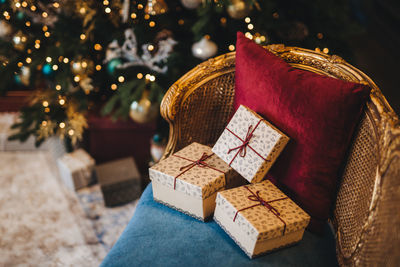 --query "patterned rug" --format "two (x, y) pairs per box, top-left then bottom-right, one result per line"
(0, 151), (138, 266)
